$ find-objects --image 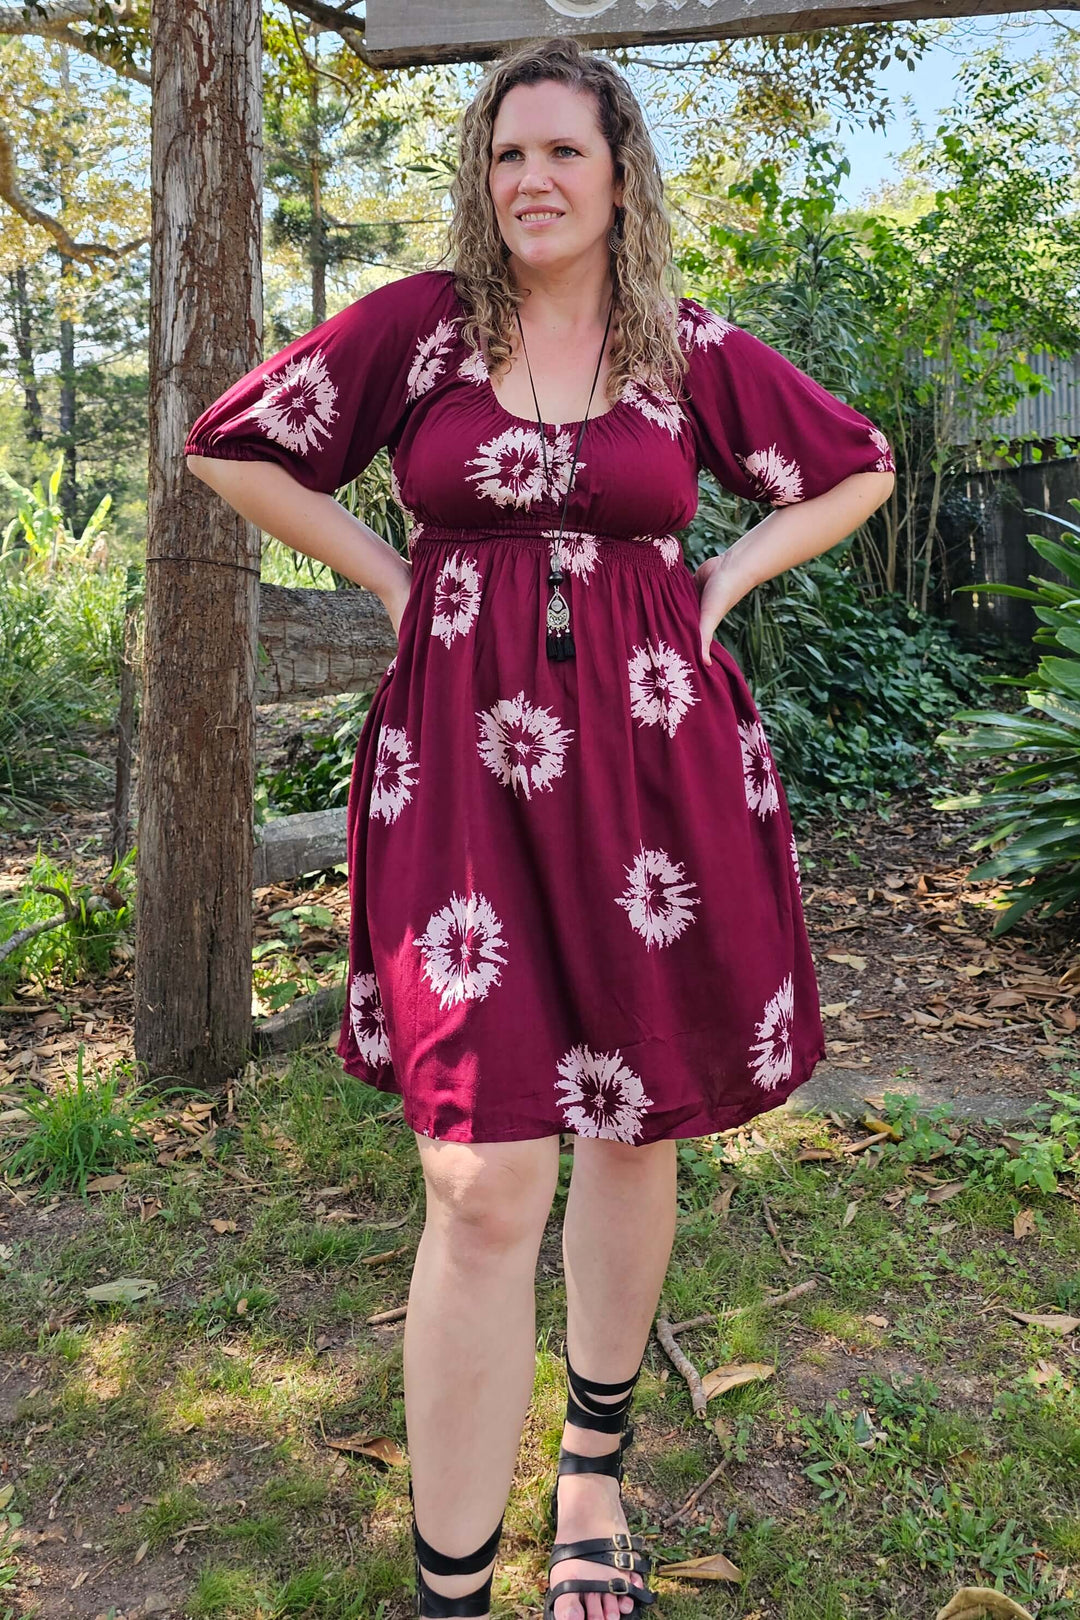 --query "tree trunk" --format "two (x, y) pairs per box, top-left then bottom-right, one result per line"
(57, 251), (77, 525)
(10, 267), (43, 442)
(310, 54), (325, 325)
(137, 0), (263, 1085)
